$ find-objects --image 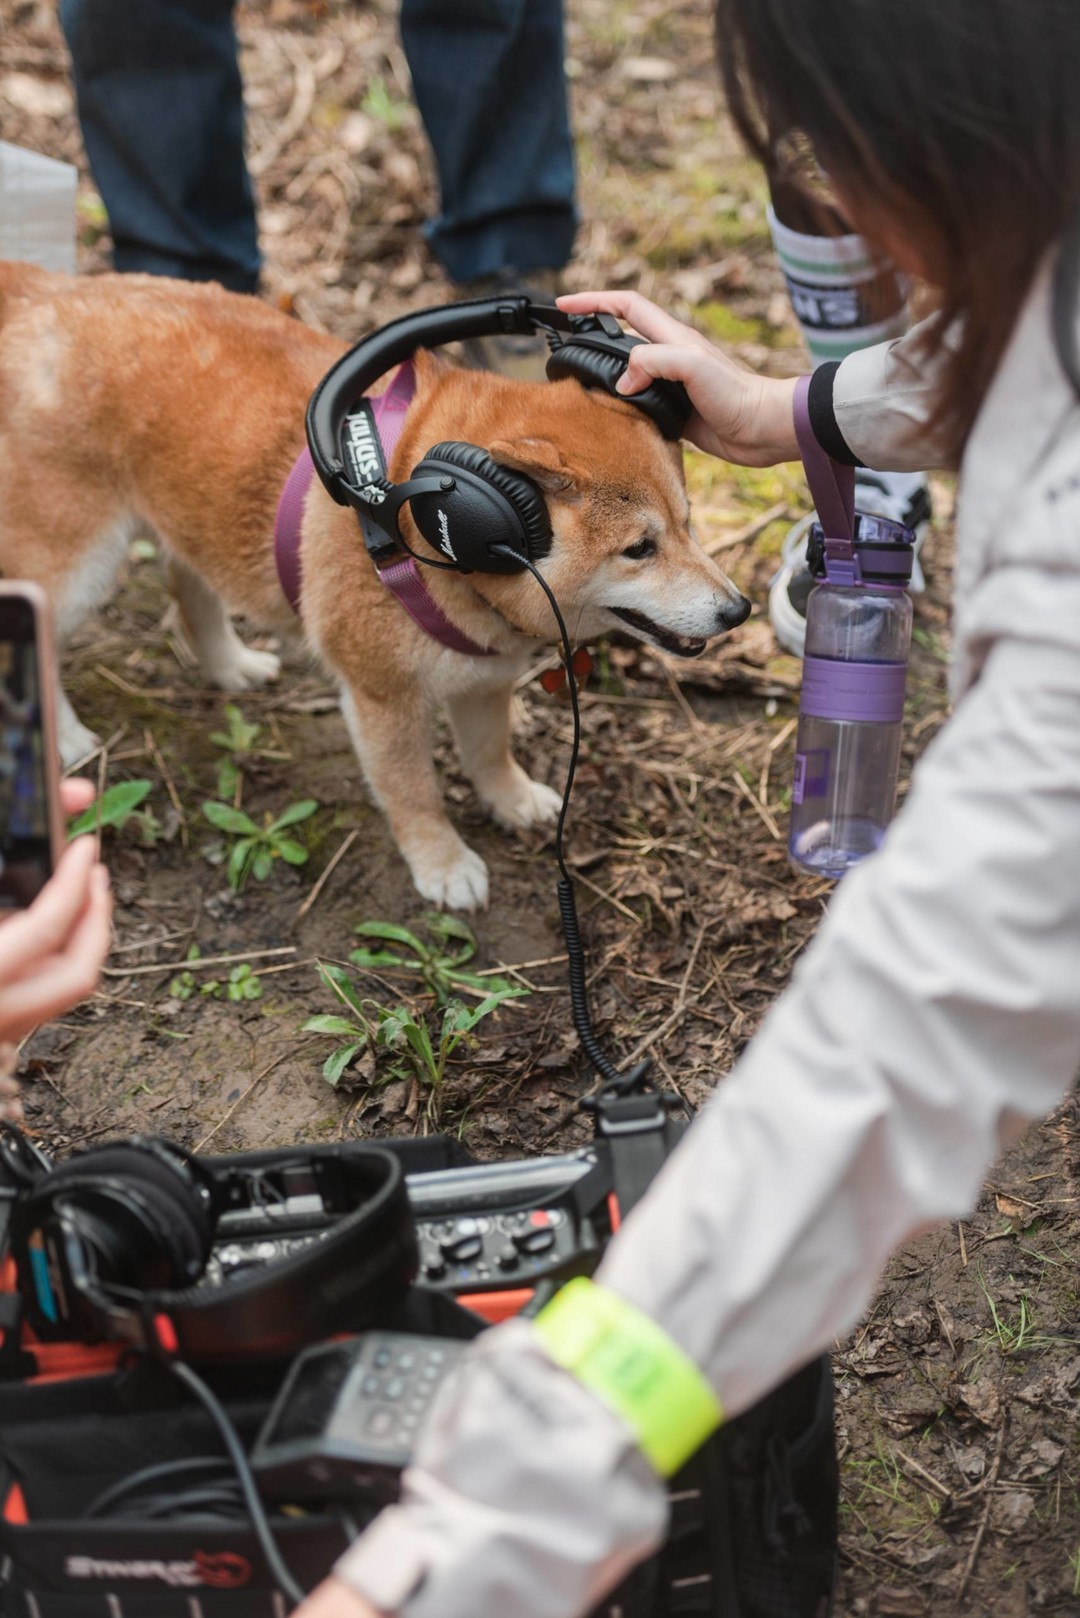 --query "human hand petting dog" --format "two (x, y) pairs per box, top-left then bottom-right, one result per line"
(557, 291), (799, 467)
(0, 778), (112, 1121)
